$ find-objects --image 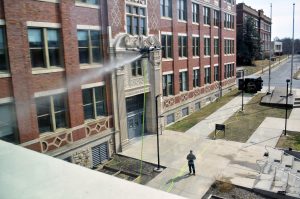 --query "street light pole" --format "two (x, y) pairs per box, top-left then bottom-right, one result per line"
(268, 3), (272, 94)
(242, 70), (245, 112)
(154, 94), (163, 172)
(285, 79), (290, 136)
(290, 3), (295, 95)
